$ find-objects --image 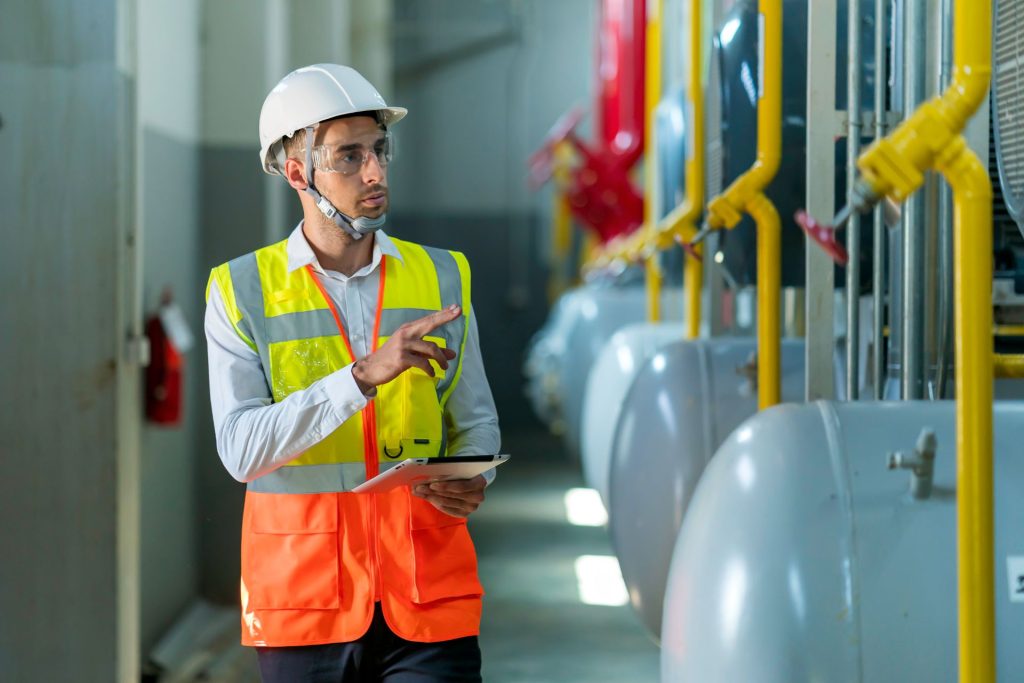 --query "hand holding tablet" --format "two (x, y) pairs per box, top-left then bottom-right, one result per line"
(351, 454), (511, 494)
